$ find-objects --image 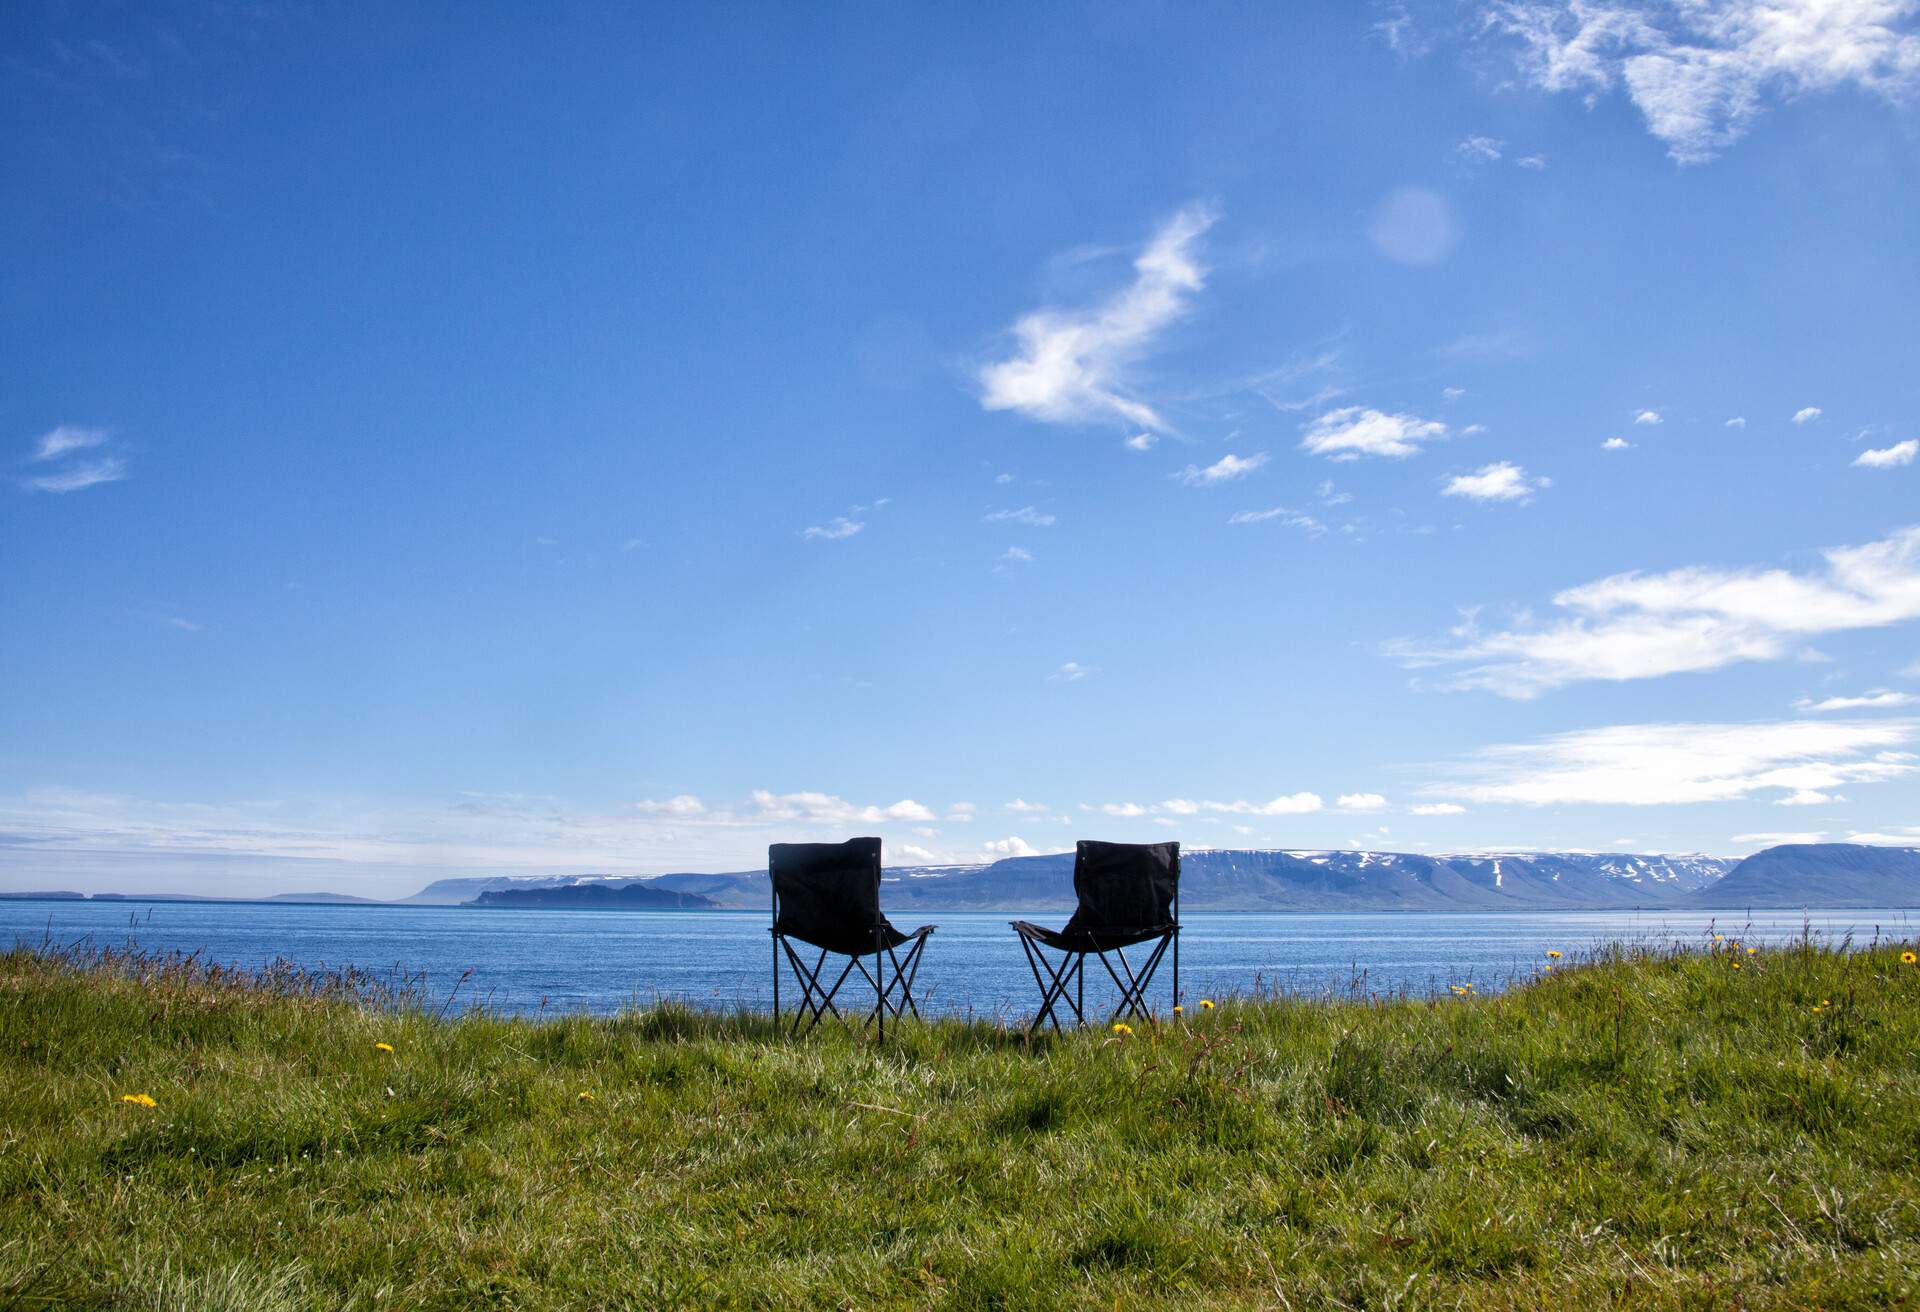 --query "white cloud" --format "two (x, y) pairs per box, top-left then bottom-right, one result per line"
(1515, 153), (1549, 168)
(31, 425), (108, 462)
(1411, 802), (1467, 816)
(1178, 452), (1268, 486)
(982, 836), (1041, 858)
(1317, 479), (1353, 506)
(978, 202), (1216, 430)
(1732, 830), (1825, 846)
(1051, 661), (1095, 682)
(632, 795), (708, 817)
(19, 457), (128, 494)
(1726, 416), (1747, 428)
(1855, 439), (1917, 468)
(1442, 386), (1468, 400)
(1457, 134), (1506, 161)
(1196, 792), (1325, 816)
(1634, 409), (1663, 425)
(749, 790), (936, 824)
(801, 516), (864, 541)
(1484, 1), (1920, 163)
(1337, 792), (1389, 811)
(1000, 546), (1034, 563)
(1125, 432), (1157, 451)
(1795, 690), (1917, 712)
(1442, 461), (1550, 503)
(892, 844), (941, 864)
(995, 472), (1016, 484)
(985, 506), (1057, 527)
(1099, 802), (1148, 817)
(1227, 507), (1325, 535)
(1792, 406), (1823, 424)
(1301, 407), (1448, 460)
(1602, 437), (1632, 450)
(1426, 717), (1918, 807)
(1775, 788), (1836, 806)
(1005, 799), (1049, 814)
(1397, 524), (1920, 697)
(1844, 826), (1920, 846)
